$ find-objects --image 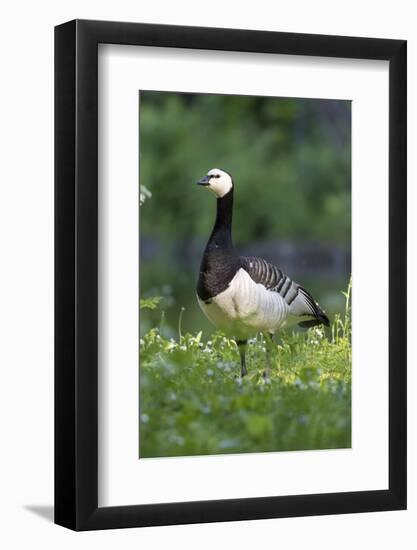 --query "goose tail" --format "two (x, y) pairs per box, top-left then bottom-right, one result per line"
(296, 286), (330, 328)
